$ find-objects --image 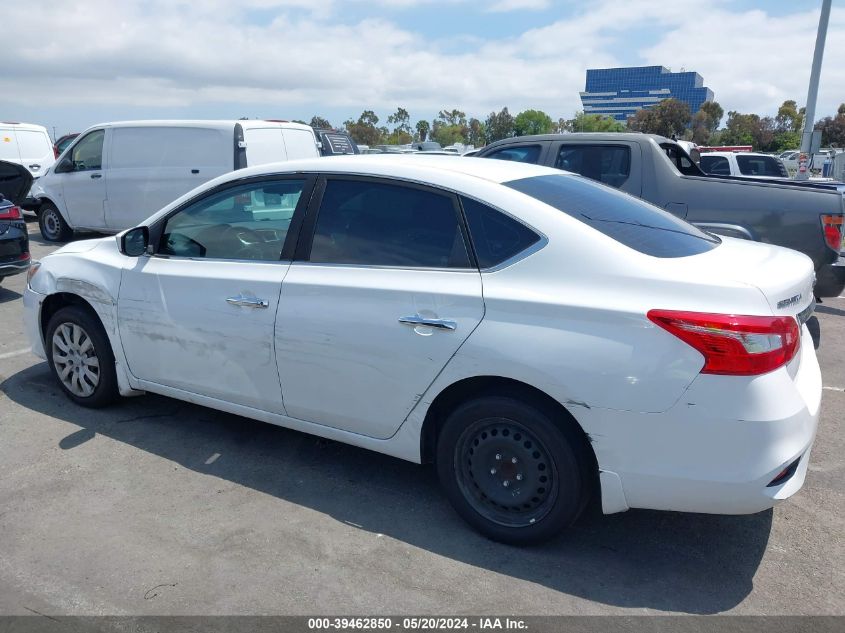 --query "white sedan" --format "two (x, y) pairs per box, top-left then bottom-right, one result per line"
(23, 156), (821, 544)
